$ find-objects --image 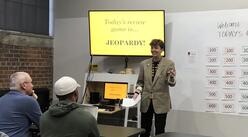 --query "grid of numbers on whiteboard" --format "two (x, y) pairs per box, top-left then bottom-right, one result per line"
(205, 45), (248, 114)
